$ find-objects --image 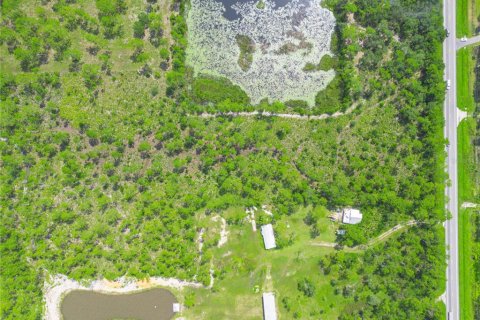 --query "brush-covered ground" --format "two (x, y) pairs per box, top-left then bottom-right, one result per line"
(1, 0), (447, 319)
